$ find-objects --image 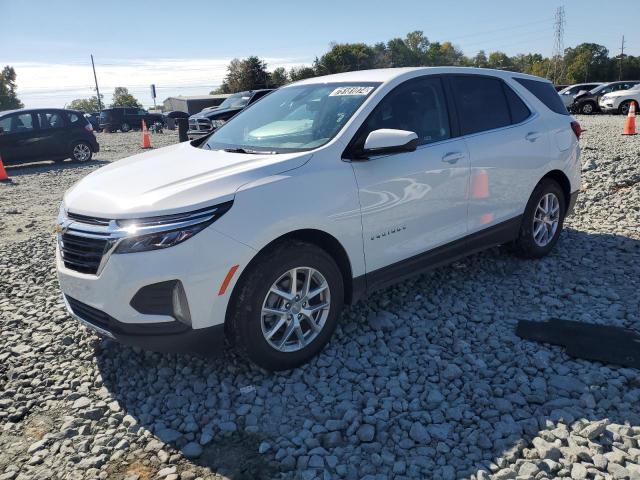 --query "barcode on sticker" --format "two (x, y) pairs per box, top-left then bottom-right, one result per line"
(329, 86), (374, 97)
